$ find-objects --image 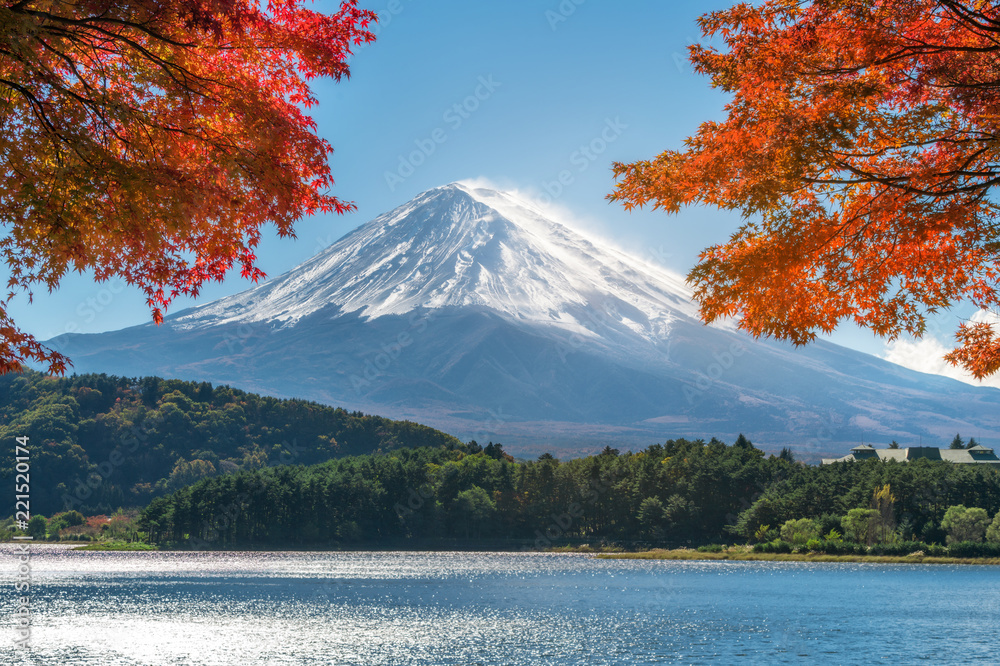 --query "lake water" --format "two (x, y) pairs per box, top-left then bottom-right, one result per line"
(0, 545), (997, 664)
